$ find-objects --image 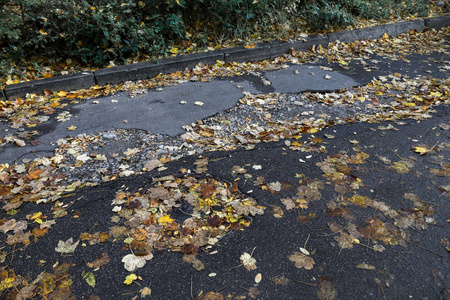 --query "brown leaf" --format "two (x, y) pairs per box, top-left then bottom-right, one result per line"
(87, 252), (110, 269)
(317, 277), (337, 300)
(271, 275), (290, 286)
(28, 169), (44, 180)
(182, 254), (204, 271)
(288, 252), (315, 270)
(248, 287), (260, 299)
(334, 232), (354, 249)
(199, 292), (224, 300)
